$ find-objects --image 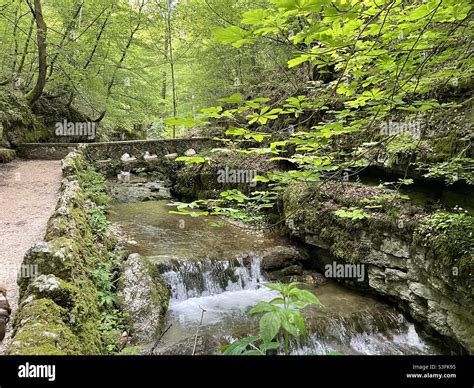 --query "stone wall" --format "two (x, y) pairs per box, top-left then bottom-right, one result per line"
(16, 143), (79, 160)
(16, 138), (220, 161)
(8, 151), (119, 355)
(283, 182), (474, 354)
